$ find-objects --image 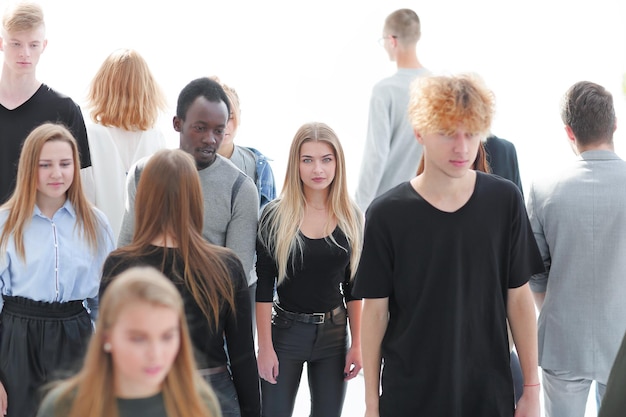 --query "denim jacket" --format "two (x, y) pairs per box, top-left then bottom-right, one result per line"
(246, 147), (276, 210)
